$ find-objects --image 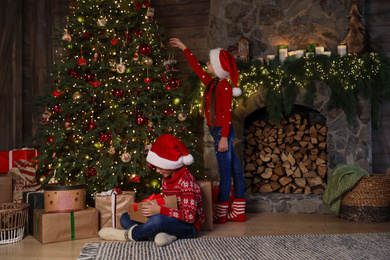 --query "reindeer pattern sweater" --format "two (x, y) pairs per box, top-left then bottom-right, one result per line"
(160, 166), (205, 231)
(183, 48), (233, 138)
